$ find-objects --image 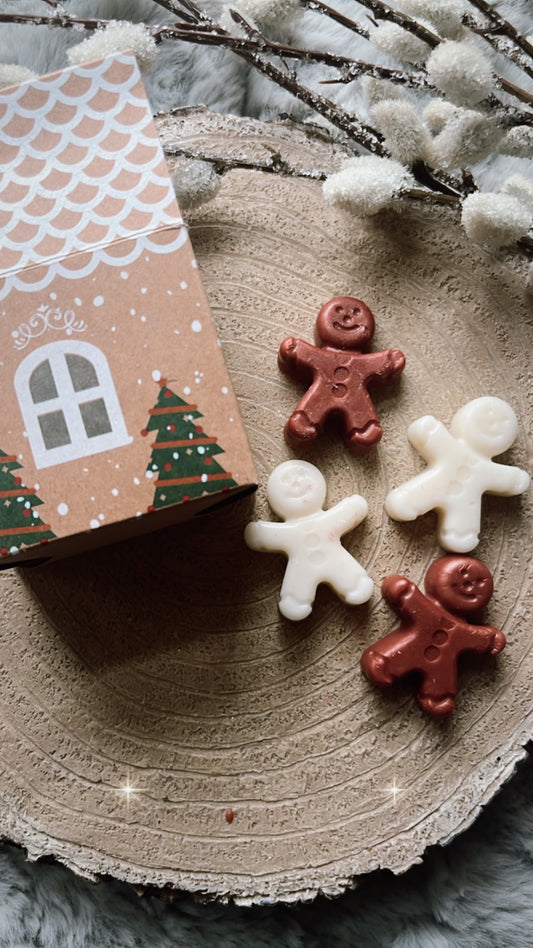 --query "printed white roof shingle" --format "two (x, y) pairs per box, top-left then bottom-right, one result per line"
(0, 52), (186, 300)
